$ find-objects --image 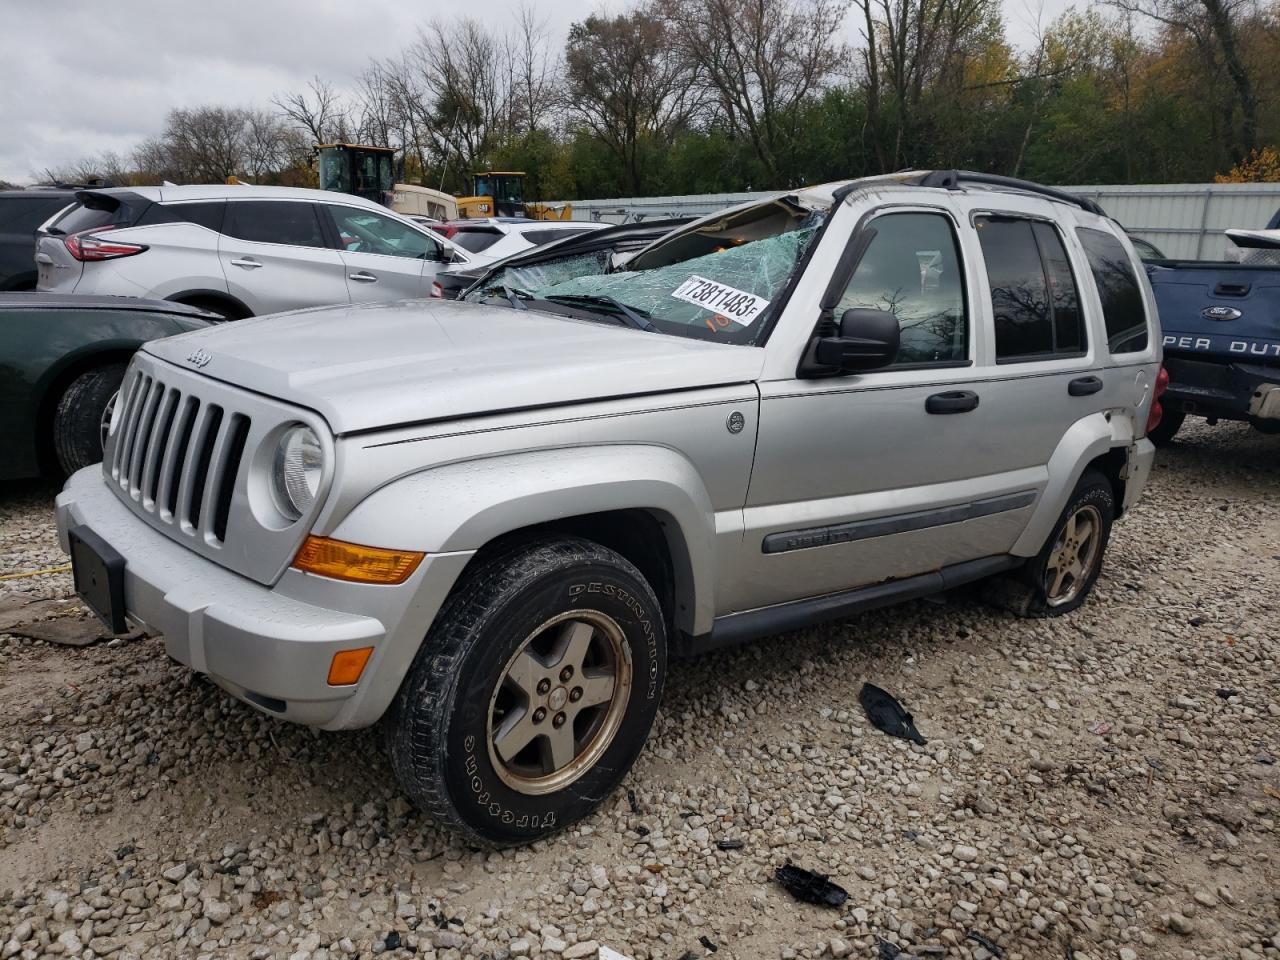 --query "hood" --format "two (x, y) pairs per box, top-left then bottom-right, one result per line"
(144, 299), (765, 434)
